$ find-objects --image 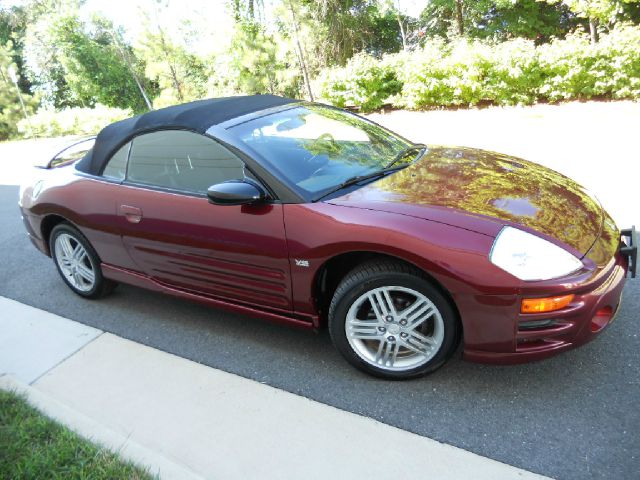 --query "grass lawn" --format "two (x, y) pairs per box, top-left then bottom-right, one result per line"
(0, 389), (153, 480)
